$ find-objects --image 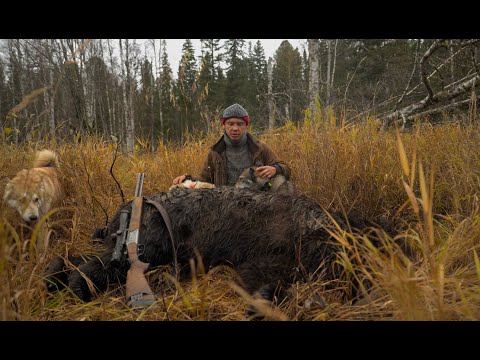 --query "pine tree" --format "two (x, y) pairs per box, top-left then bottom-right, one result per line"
(197, 51), (216, 131)
(224, 39), (248, 105)
(158, 40), (175, 141)
(0, 59), (10, 140)
(201, 39), (223, 81)
(175, 39), (199, 136)
(249, 41), (269, 128)
(252, 41), (268, 96)
(272, 40), (305, 123)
